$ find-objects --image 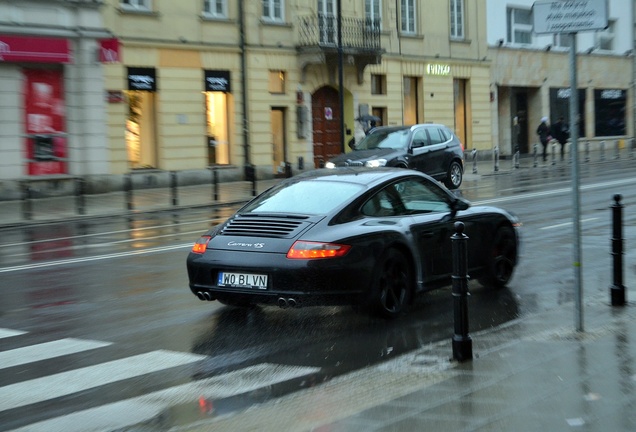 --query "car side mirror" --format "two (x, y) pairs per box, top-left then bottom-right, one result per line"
(348, 137), (356, 150)
(440, 197), (470, 223)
